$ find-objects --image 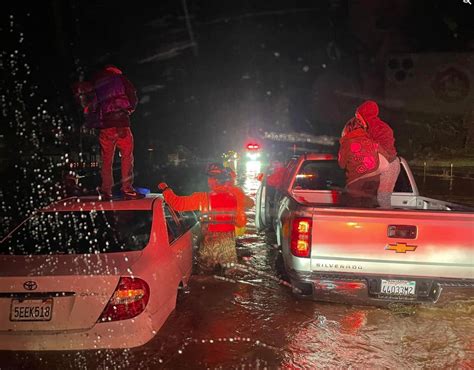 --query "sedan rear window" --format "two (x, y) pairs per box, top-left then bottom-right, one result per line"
(0, 210), (153, 255)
